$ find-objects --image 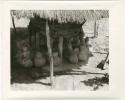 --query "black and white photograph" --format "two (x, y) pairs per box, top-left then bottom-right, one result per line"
(1, 0), (125, 100)
(10, 10), (109, 91)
